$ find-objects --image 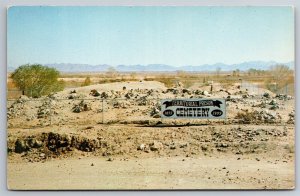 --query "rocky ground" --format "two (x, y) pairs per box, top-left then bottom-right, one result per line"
(7, 81), (295, 190)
